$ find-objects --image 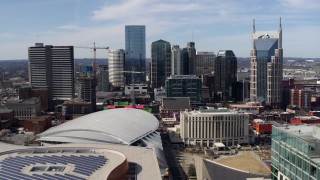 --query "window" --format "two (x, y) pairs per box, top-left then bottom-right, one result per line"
(310, 165), (316, 177)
